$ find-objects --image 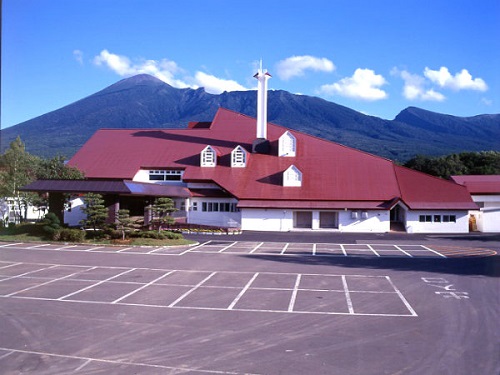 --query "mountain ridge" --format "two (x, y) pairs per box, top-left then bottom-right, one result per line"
(2, 74), (499, 161)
